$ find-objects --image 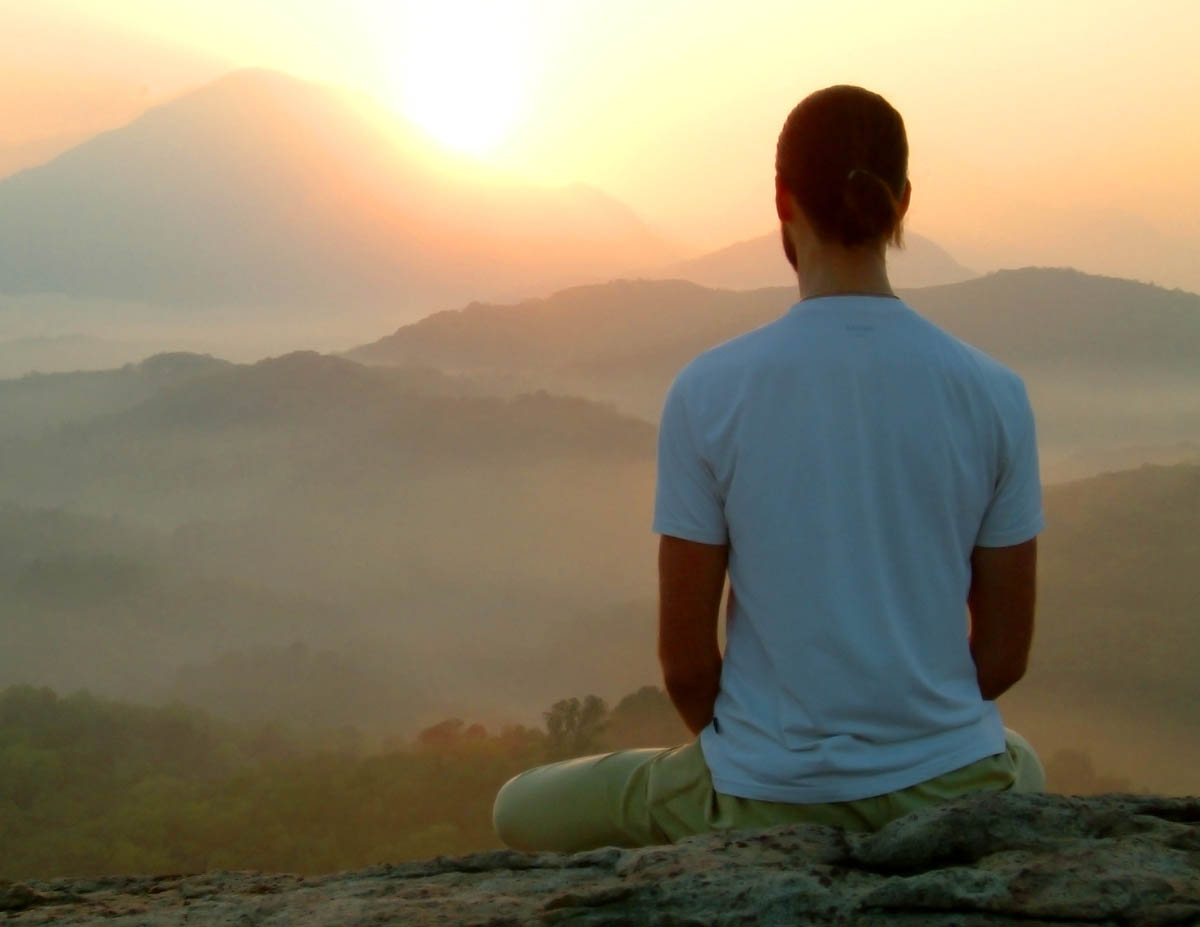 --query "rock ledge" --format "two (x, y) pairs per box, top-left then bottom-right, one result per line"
(4, 793), (1199, 925)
